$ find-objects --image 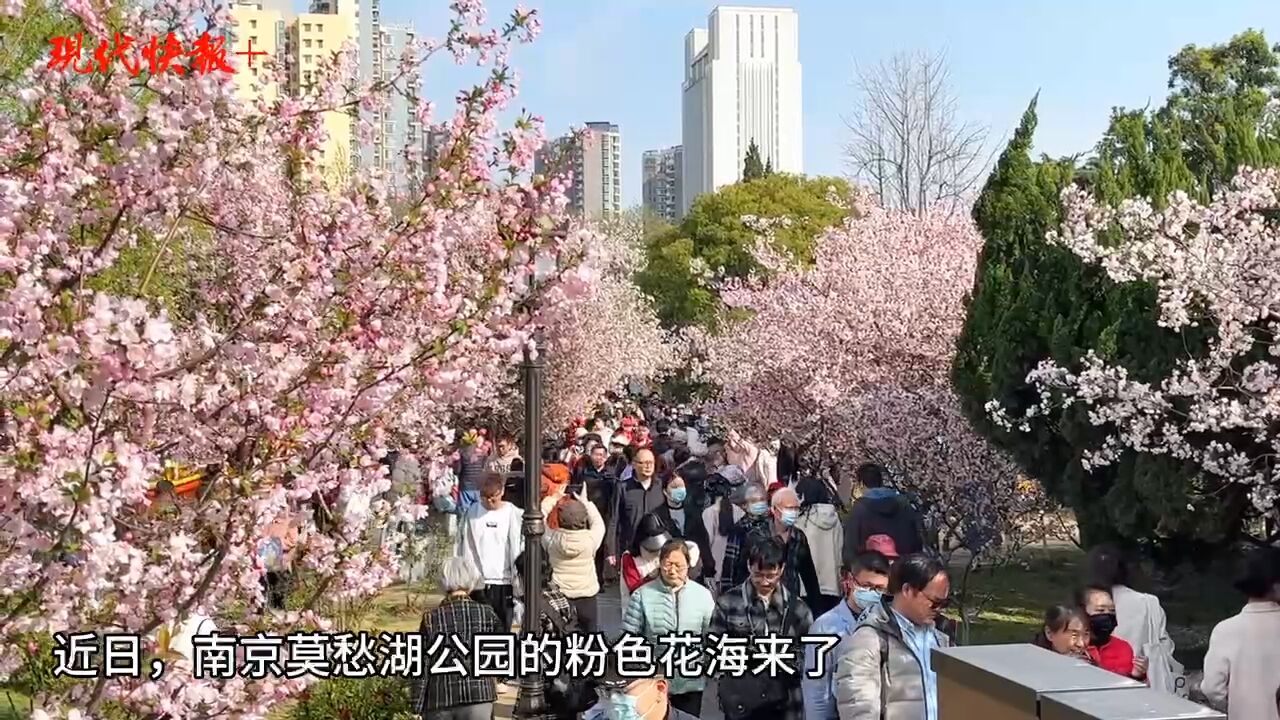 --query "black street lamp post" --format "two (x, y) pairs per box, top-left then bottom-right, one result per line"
(516, 335), (546, 718)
